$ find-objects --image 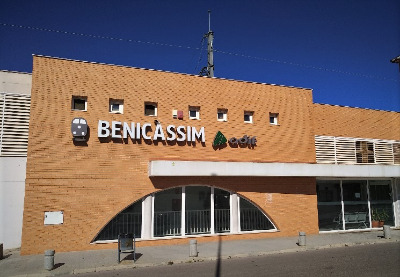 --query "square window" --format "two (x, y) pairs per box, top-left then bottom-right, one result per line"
(72, 96), (87, 111)
(189, 106), (200, 120)
(145, 102), (157, 116)
(244, 111), (253, 123)
(109, 99), (124, 114)
(217, 109), (227, 122)
(269, 113), (279, 125)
